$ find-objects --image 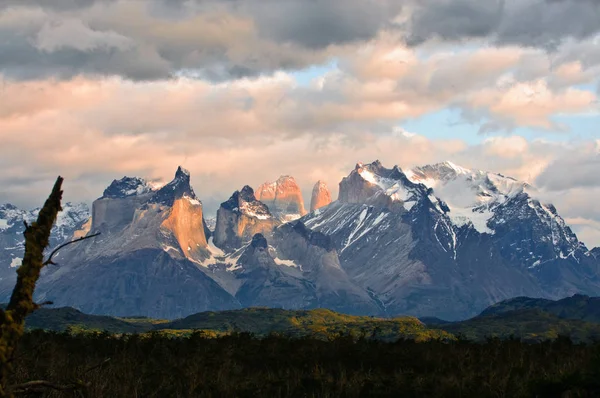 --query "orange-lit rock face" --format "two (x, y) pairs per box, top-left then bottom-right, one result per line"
(161, 197), (209, 261)
(255, 176), (307, 222)
(310, 180), (332, 212)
